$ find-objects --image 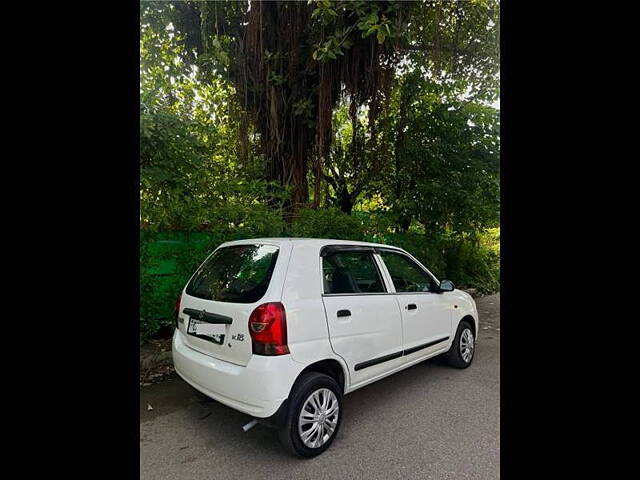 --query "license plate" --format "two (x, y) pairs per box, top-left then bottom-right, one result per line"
(187, 318), (226, 337)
